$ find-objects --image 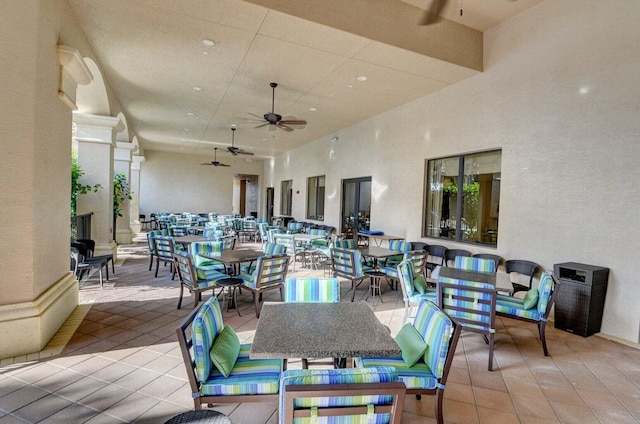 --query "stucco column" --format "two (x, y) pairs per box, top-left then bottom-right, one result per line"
(73, 112), (121, 259)
(130, 155), (146, 233)
(114, 142), (135, 244)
